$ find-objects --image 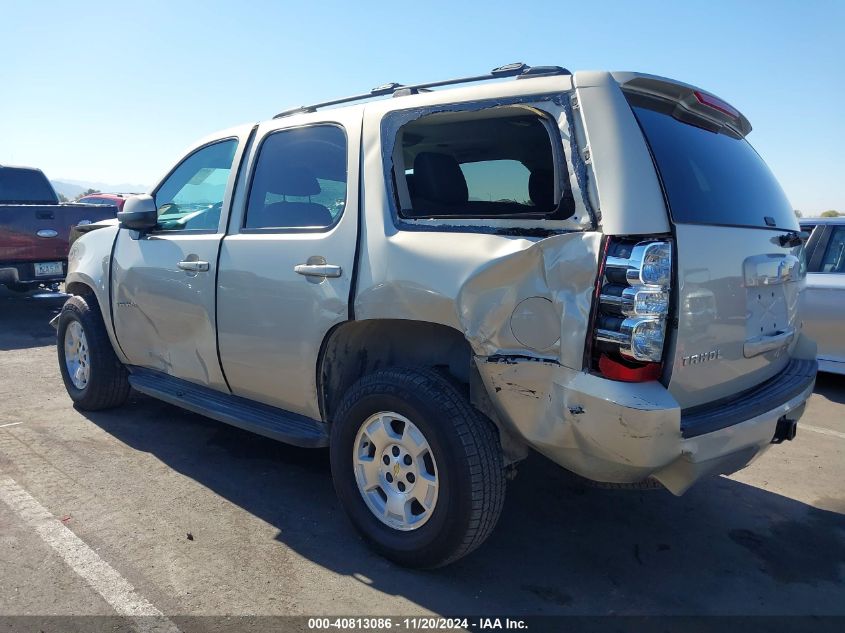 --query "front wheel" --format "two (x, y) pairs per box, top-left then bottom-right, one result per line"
(57, 294), (130, 410)
(330, 367), (506, 568)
